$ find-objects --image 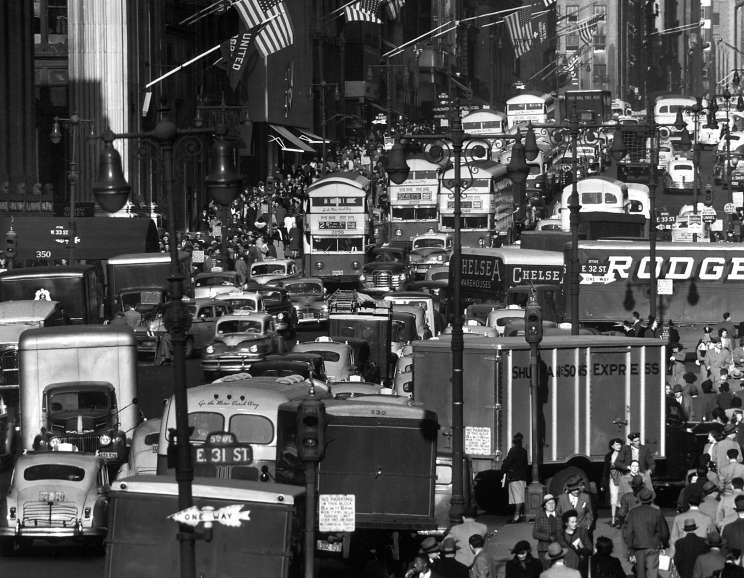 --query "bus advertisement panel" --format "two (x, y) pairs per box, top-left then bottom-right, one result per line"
(304, 173), (369, 282)
(572, 241), (744, 337)
(387, 156), (439, 243)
